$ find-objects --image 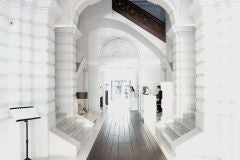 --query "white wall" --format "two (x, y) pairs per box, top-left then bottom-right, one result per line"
(188, 1), (240, 160)
(0, 1), (60, 159)
(77, 69), (84, 91)
(139, 65), (161, 95)
(0, 0), (10, 120)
